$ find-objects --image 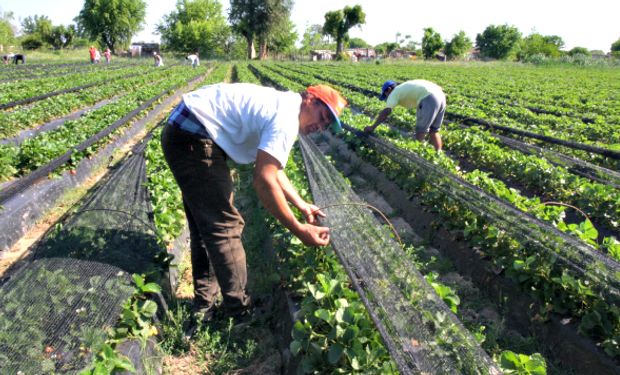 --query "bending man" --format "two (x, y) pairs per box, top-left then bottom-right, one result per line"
(161, 83), (347, 322)
(364, 80), (446, 151)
